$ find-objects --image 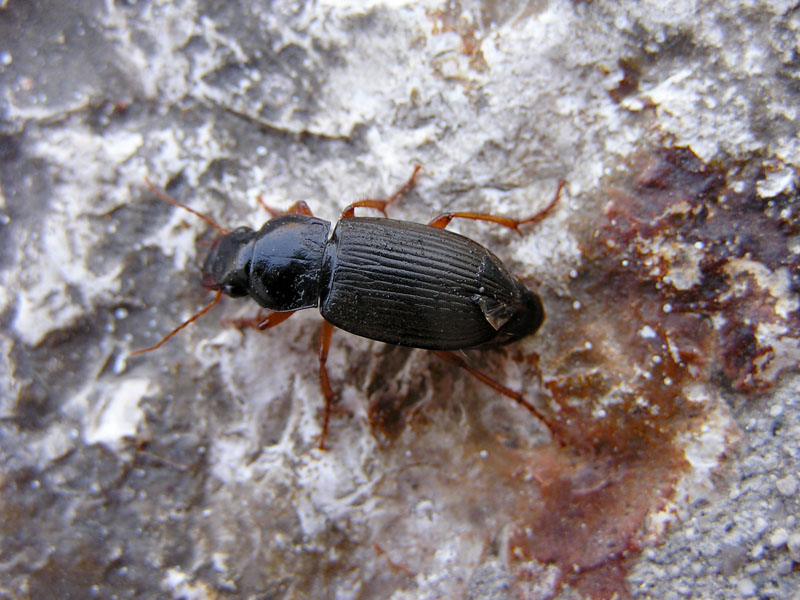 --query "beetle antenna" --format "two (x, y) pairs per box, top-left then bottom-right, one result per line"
(144, 177), (228, 235)
(130, 290), (224, 356)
